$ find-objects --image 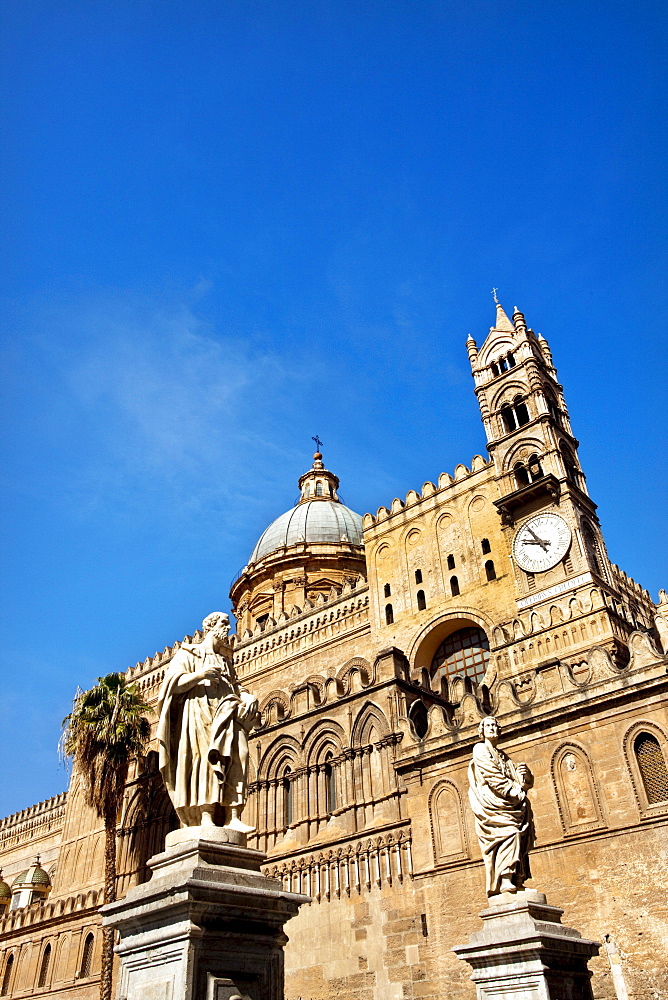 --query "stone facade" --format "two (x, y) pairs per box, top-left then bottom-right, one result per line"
(1, 301), (667, 1000)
